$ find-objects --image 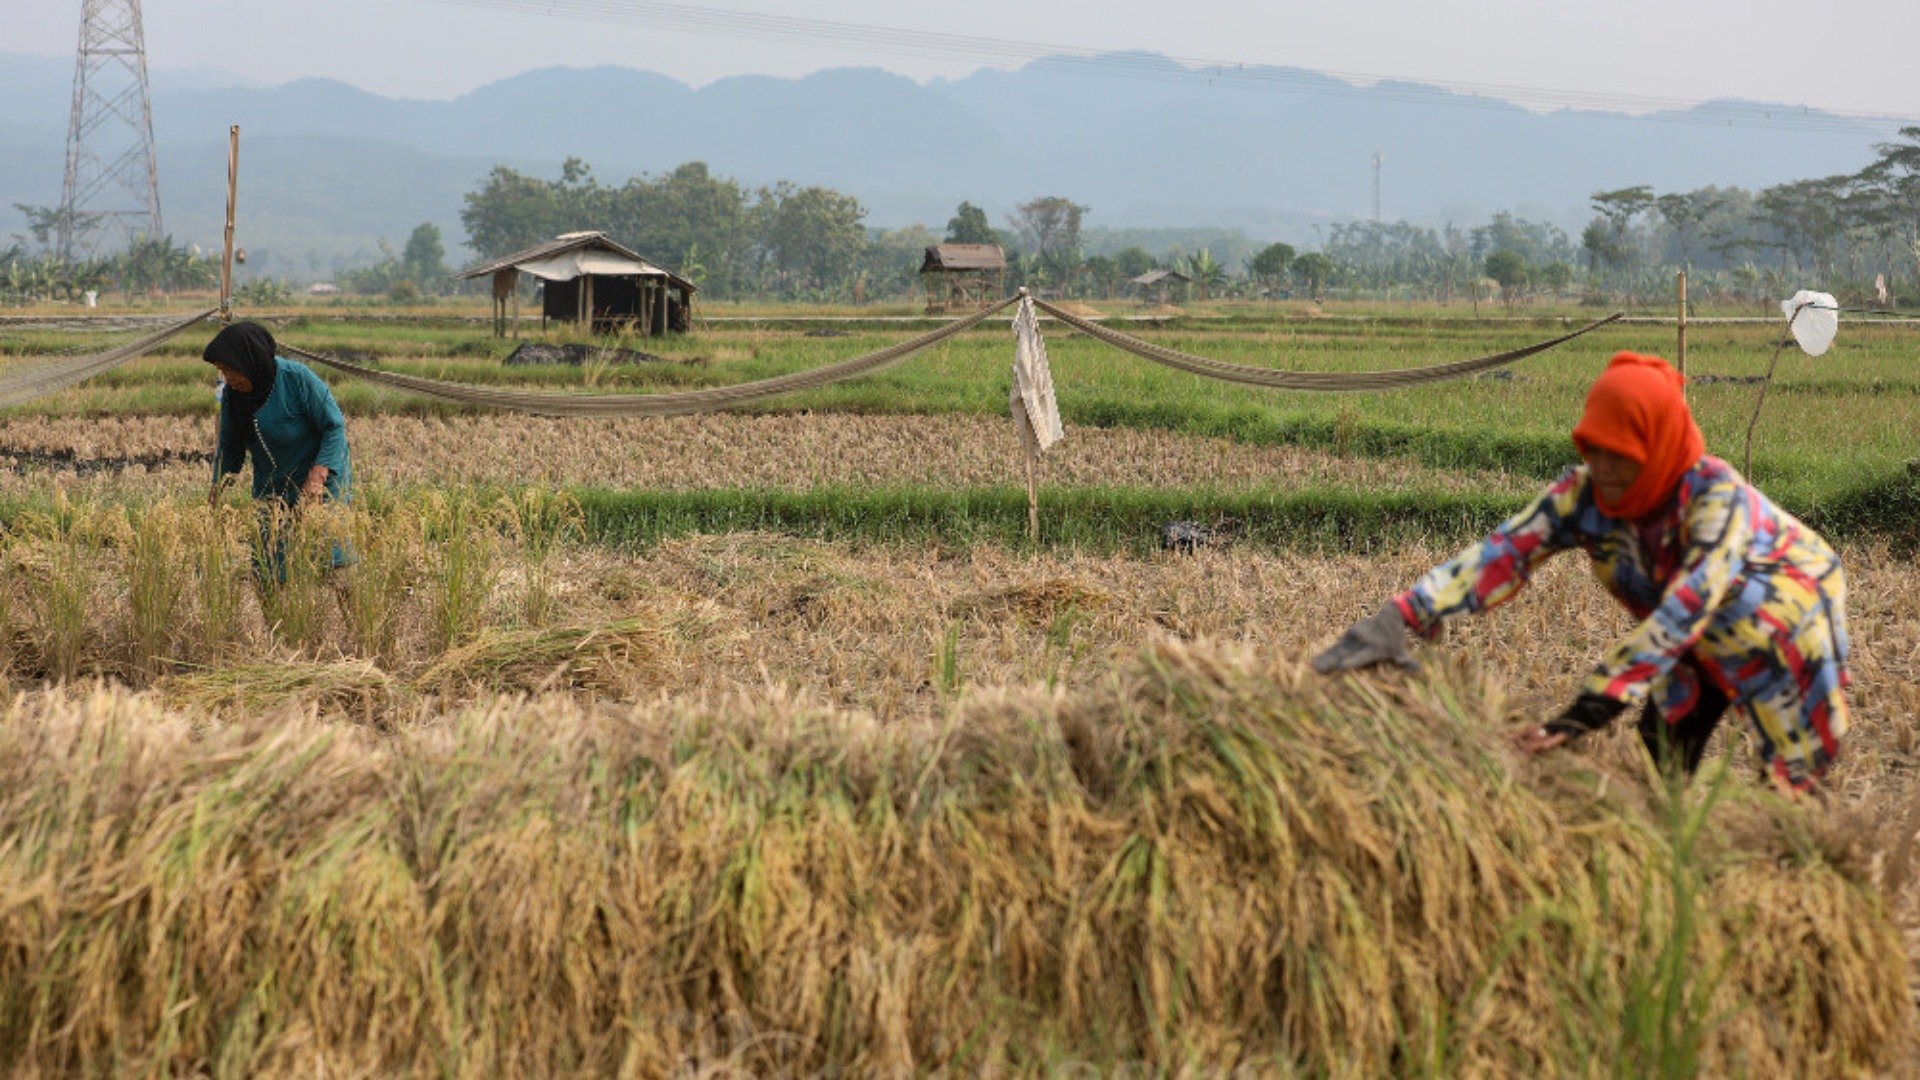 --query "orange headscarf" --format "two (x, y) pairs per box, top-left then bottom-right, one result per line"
(1570, 351), (1705, 520)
